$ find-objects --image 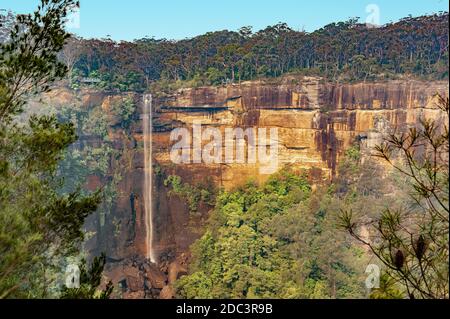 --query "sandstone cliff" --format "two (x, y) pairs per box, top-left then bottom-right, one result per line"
(37, 77), (448, 298)
(153, 77), (448, 185)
